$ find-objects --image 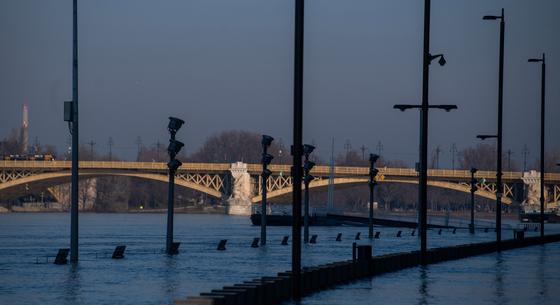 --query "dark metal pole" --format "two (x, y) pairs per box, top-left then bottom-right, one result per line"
(261, 146), (268, 246)
(496, 9), (505, 249)
(470, 169), (476, 234)
(166, 132), (176, 255)
(292, 0), (304, 299)
(540, 53), (546, 238)
(419, 0), (431, 264)
(304, 153), (310, 243)
(70, 0), (79, 263)
(368, 179), (375, 239)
